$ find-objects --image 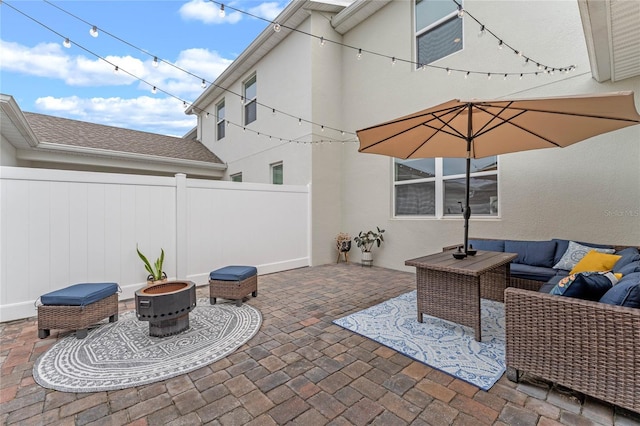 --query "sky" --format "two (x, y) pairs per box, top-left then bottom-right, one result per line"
(0, 0), (288, 136)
